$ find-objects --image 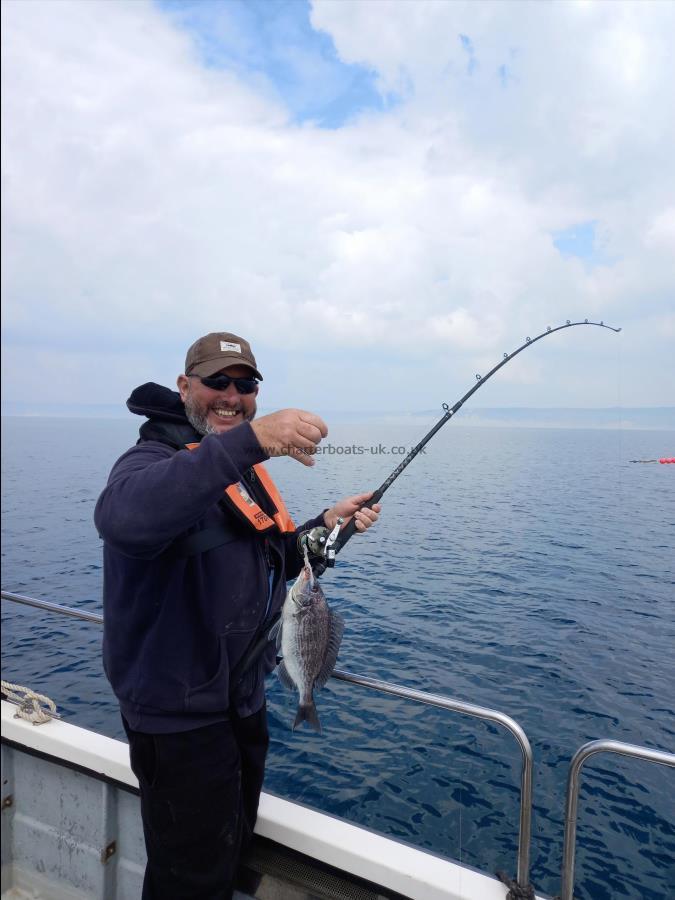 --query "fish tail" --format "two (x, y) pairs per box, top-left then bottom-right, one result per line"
(293, 701), (322, 734)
